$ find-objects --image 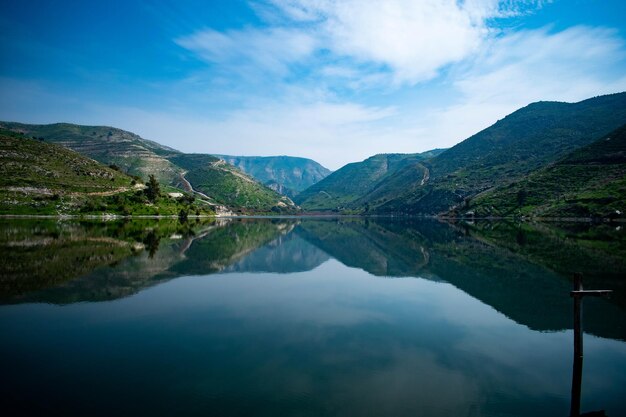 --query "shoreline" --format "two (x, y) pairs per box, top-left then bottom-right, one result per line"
(0, 213), (624, 223)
